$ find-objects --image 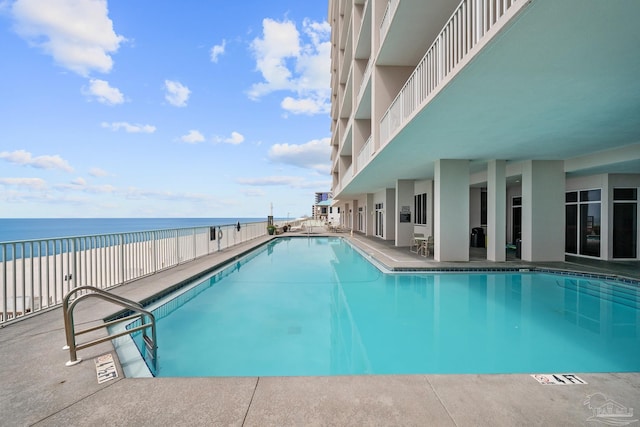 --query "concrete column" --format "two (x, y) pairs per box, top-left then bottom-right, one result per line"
(366, 193), (374, 236)
(384, 188), (396, 241)
(352, 200), (359, 231)
(395, 180), (414, 247)
(344, 203), (351, 229)
(487, 160), (506, 261)
(435, 159), (470, 261)
(521, 160), (565, 261)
